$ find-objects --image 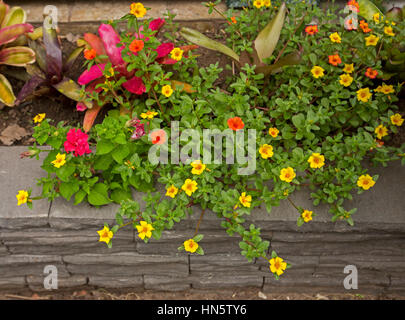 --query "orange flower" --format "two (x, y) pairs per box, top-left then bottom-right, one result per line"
(84, 48), (96, 60)
(230, 16), (237, 24)
(365, 68), (378, 79)
(227, 117), (244, 131)
(129, 39), (144, 53)
(328, 54), (342, 66)
(347, 0), (359, 12)
(360, 20), (371, 33)
(150, 129), (166, 145)
(305, 25), (318, 35)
